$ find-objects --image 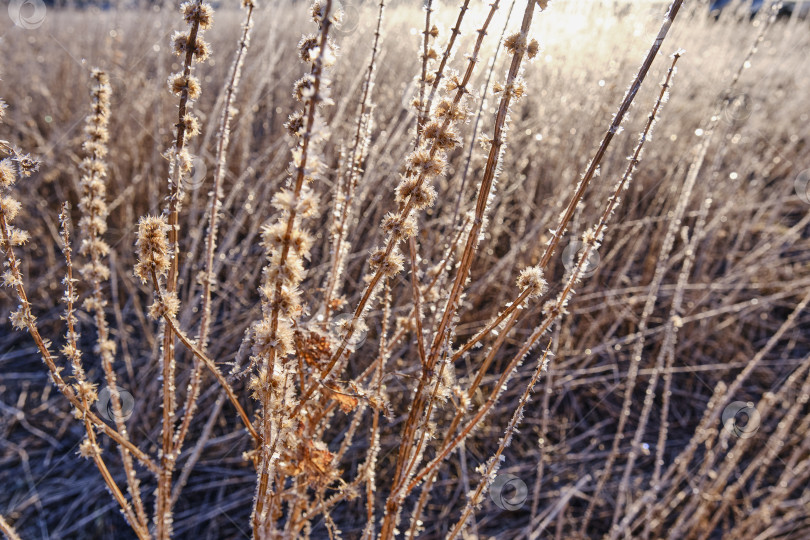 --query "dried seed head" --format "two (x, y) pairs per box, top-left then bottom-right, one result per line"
(406, 150), (445, 178)
(517, 266), (547, 298)
(78, 439), (103, 459)
(434, 99), (467, 122)
(168, 73), (202, 100)
(9, 307), (33, 330)
(0, 159), (15, 188)
(285, 111), (306, 137)
(504, 32), (527, 55)
(299, 35), (320, 63)
(396, 177), (437, 209)
(261, 222), (314, 256)
(423, 121), (459, 150)
(149, 292), (181, 320)
(0, 195), (21, 221)
(182, 1), (214, 29)
(134, 216), (170, 283)
(381, 213), (417, 241)
(294, 74), (317, 102)
(15, 153), (39, 178)
(181, 114), (201, 138)
(172, 31), (210, 61)
(527, 39), (541, 59)
(252, 318), (295, 358)
(369, 246), (404, 277)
